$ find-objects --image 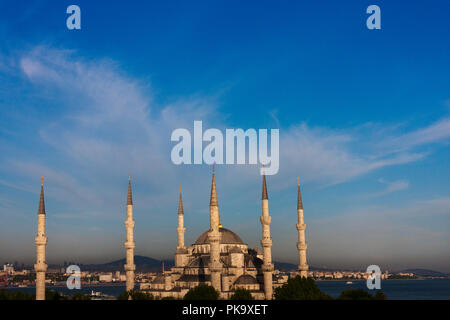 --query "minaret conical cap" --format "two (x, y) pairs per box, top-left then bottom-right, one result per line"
(262, 170), (268, 200)
(38, 176), (45, 215)
(297, 177), (303, 210)
(127, 174), (133, 206)
(178, 185), (184, 215)
(210, 163), (218, 207)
